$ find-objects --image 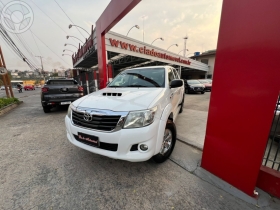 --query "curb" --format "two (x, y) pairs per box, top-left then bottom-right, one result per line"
(0, 101), (23, 116)
(176, 135), (204, 151)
